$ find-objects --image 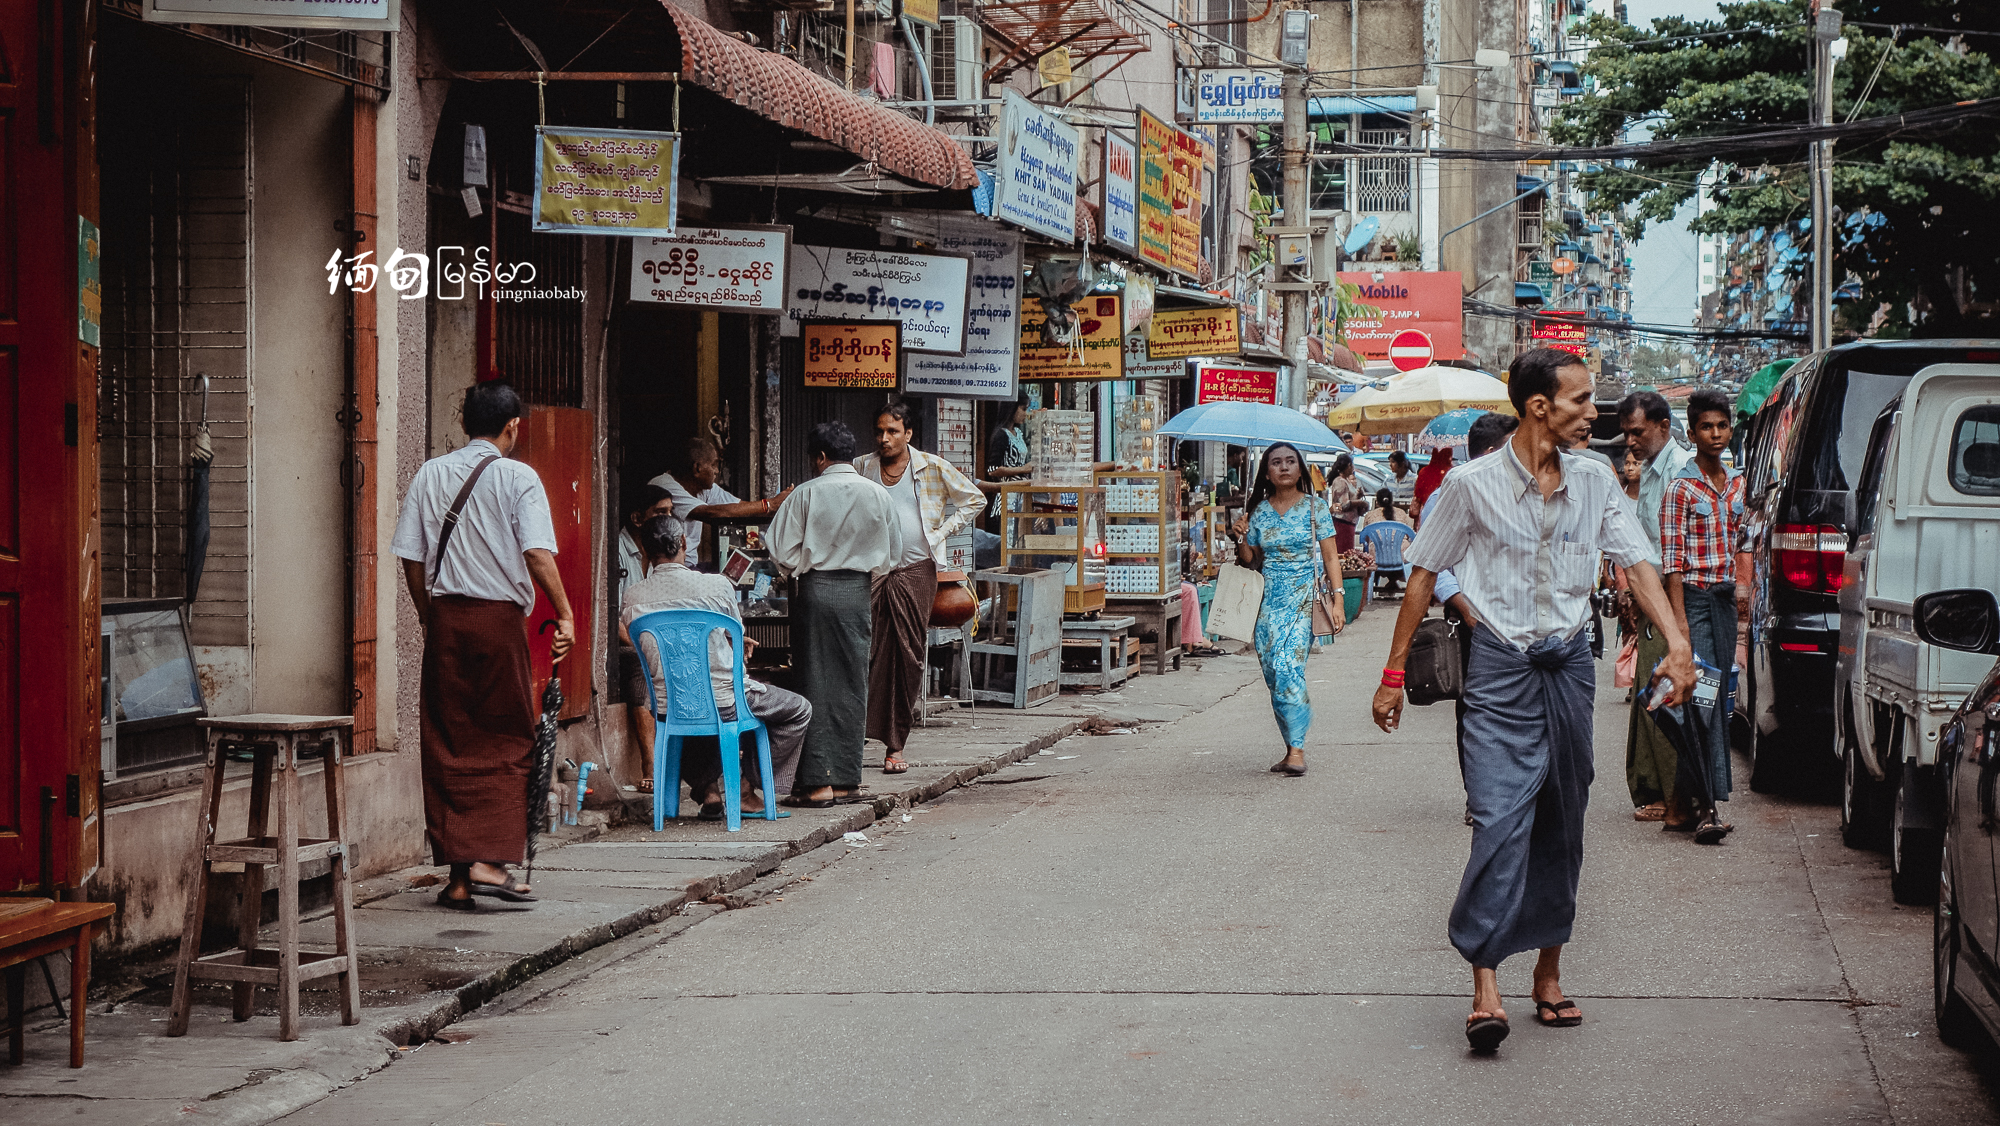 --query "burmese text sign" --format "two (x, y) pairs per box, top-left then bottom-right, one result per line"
(1195, 364), (1279, 405)
(995, 90), (1080, 244)
(785, 245), (972, 354)
(1532, 313), (1588, 357)
(628, 225), (789, 312)
(1020, 296), (1123, 380)
(802, 321), (900, 389)
(1148, 306), (1240, 358)
(1102, 131), (1138, 254)
(905, 221), (1022, 400)
(533, 126), (680, 237)
(1124, 331), (1185, 381)
(1136, 109), (1175, 269)
(1192, 69), (1285, 124)
(1333, 271), (1464, 362)
(1169, 126), (1205, 276)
